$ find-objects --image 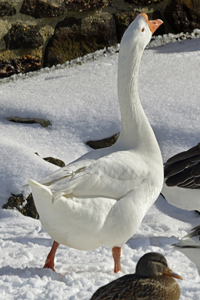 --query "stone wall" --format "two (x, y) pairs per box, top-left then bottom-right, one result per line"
(0, 0), (200, 78)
